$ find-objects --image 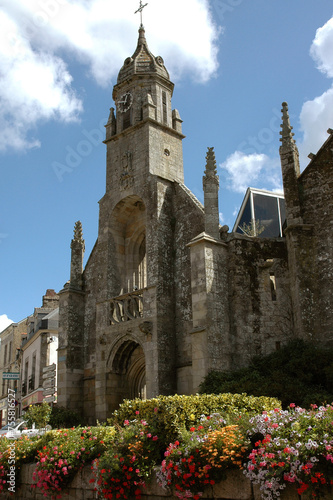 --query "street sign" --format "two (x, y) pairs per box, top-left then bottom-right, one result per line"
(43, 387), (56, 396)
(43, 395), (56, 403)
(42, 363), (56, 373)
(2, 372), (20, 380)
(43, 378), (55, 389)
